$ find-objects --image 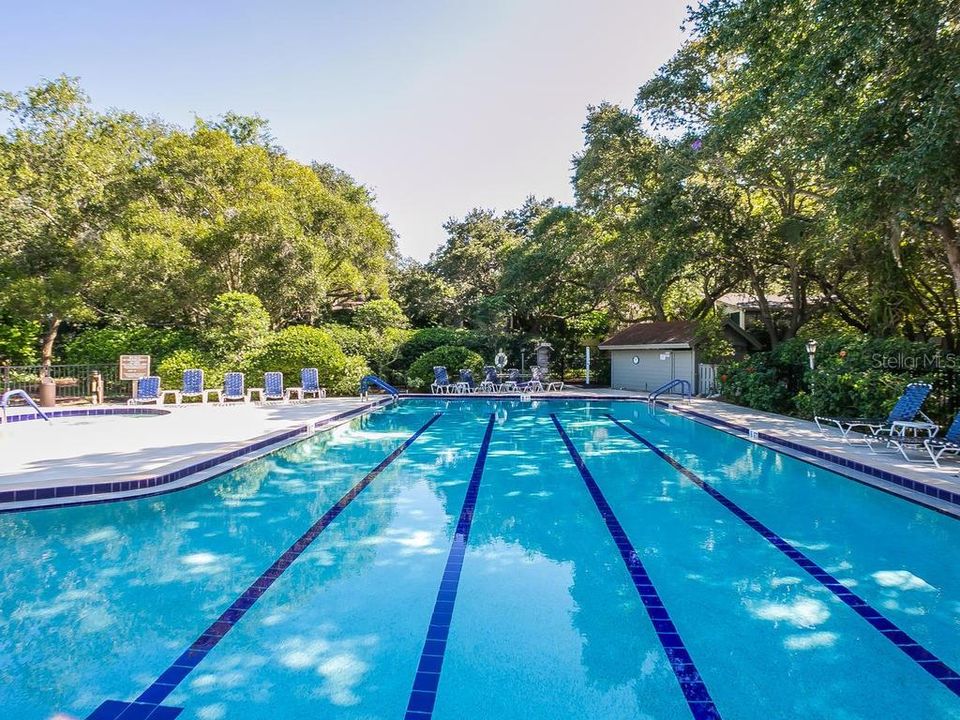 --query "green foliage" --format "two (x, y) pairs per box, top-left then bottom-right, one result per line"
(62, 326), (195, 365)
(352, 298), (409, 333)
(322, 323), (372, 359)
(407, 345), (484, 391)
(246, 325), (358, 395)
(694, 313), (735, 364)
(394, 327), (486, 373)
(204, 292), (271, 363)
(719, 335), (953, 422)
(0, 316), (40, 364)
